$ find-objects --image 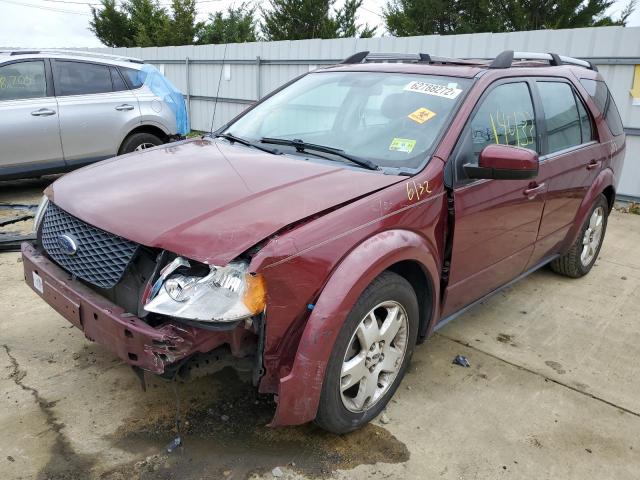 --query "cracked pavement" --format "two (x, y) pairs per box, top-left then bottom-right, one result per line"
(0, 178), (639, 479)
